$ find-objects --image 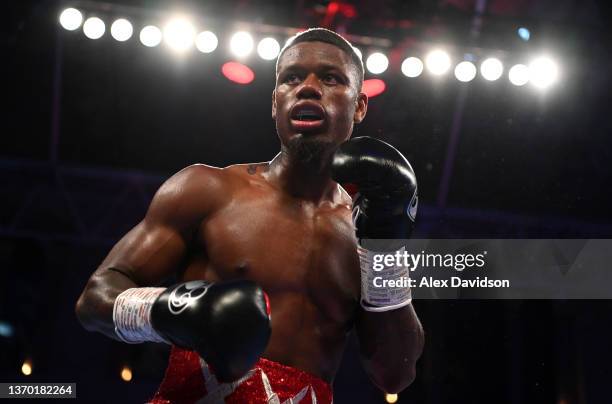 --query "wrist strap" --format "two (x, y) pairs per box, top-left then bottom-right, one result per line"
(358, 245), (412, 312)
(113, 287), (167, 344)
